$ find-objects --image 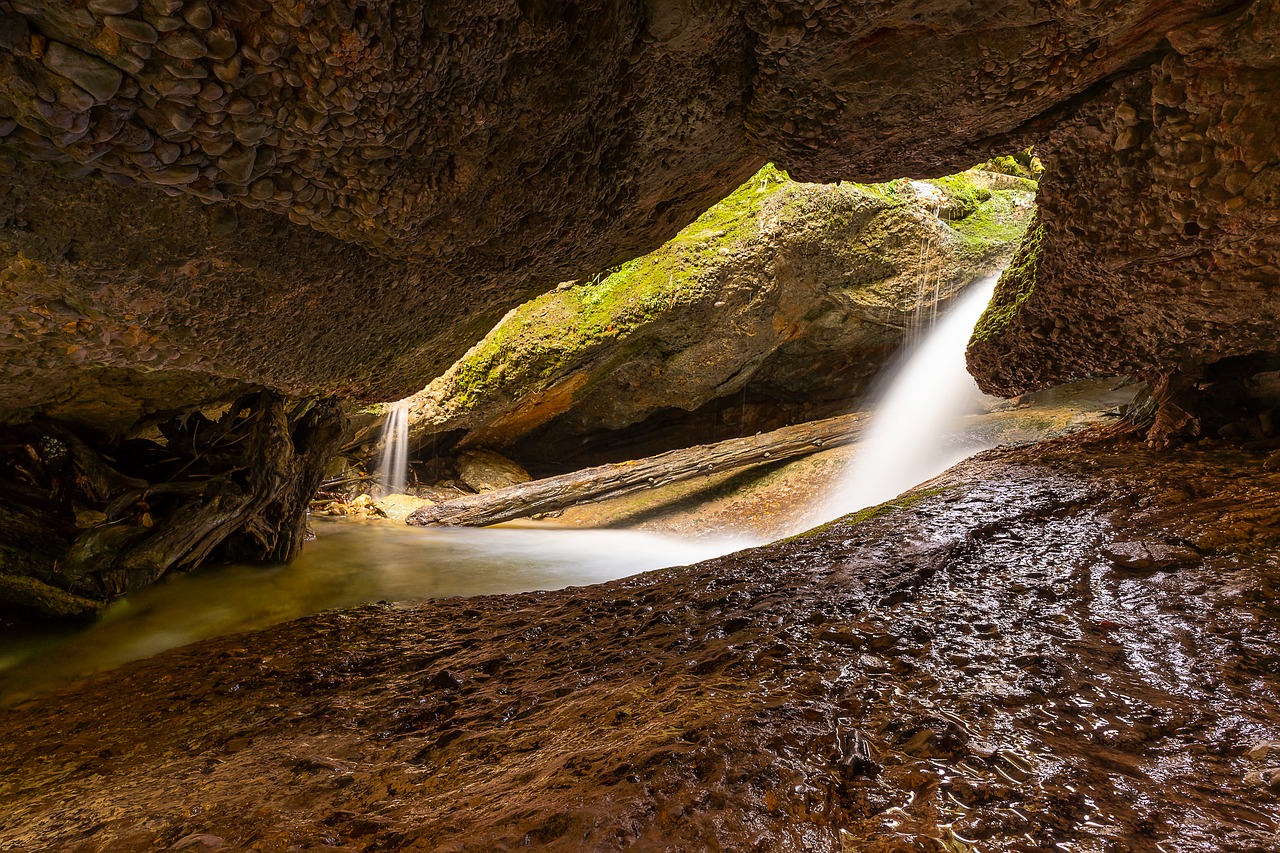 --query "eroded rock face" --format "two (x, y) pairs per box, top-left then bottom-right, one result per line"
(0, 0), (1244, 424)
(967, 3), (1280, 444)
(0, 0), (1273, 604)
